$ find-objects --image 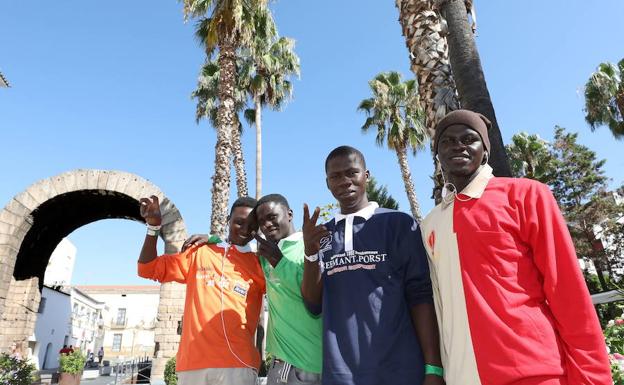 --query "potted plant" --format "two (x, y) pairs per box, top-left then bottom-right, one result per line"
(59, 349), (86, 385)
(0, 352), (36, 385)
